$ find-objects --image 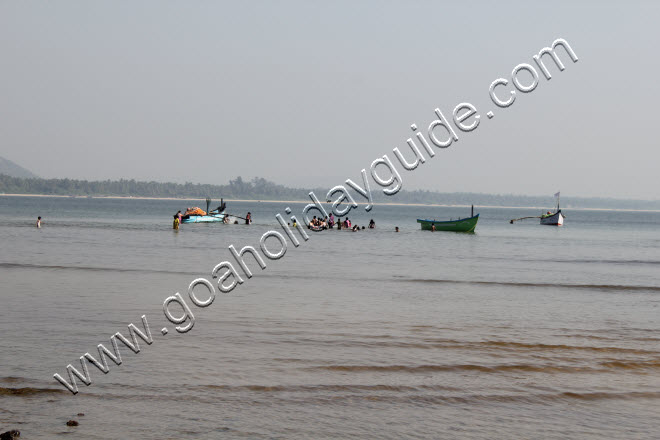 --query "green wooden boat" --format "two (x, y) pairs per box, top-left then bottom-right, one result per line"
(417, 206), (479, 232)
